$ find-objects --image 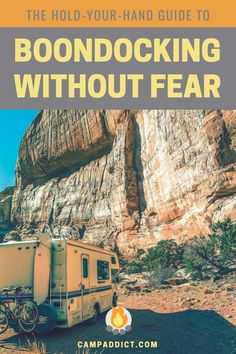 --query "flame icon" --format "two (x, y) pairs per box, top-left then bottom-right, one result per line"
(105, 306), (132, 335)
(111, 306), (128, 328)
